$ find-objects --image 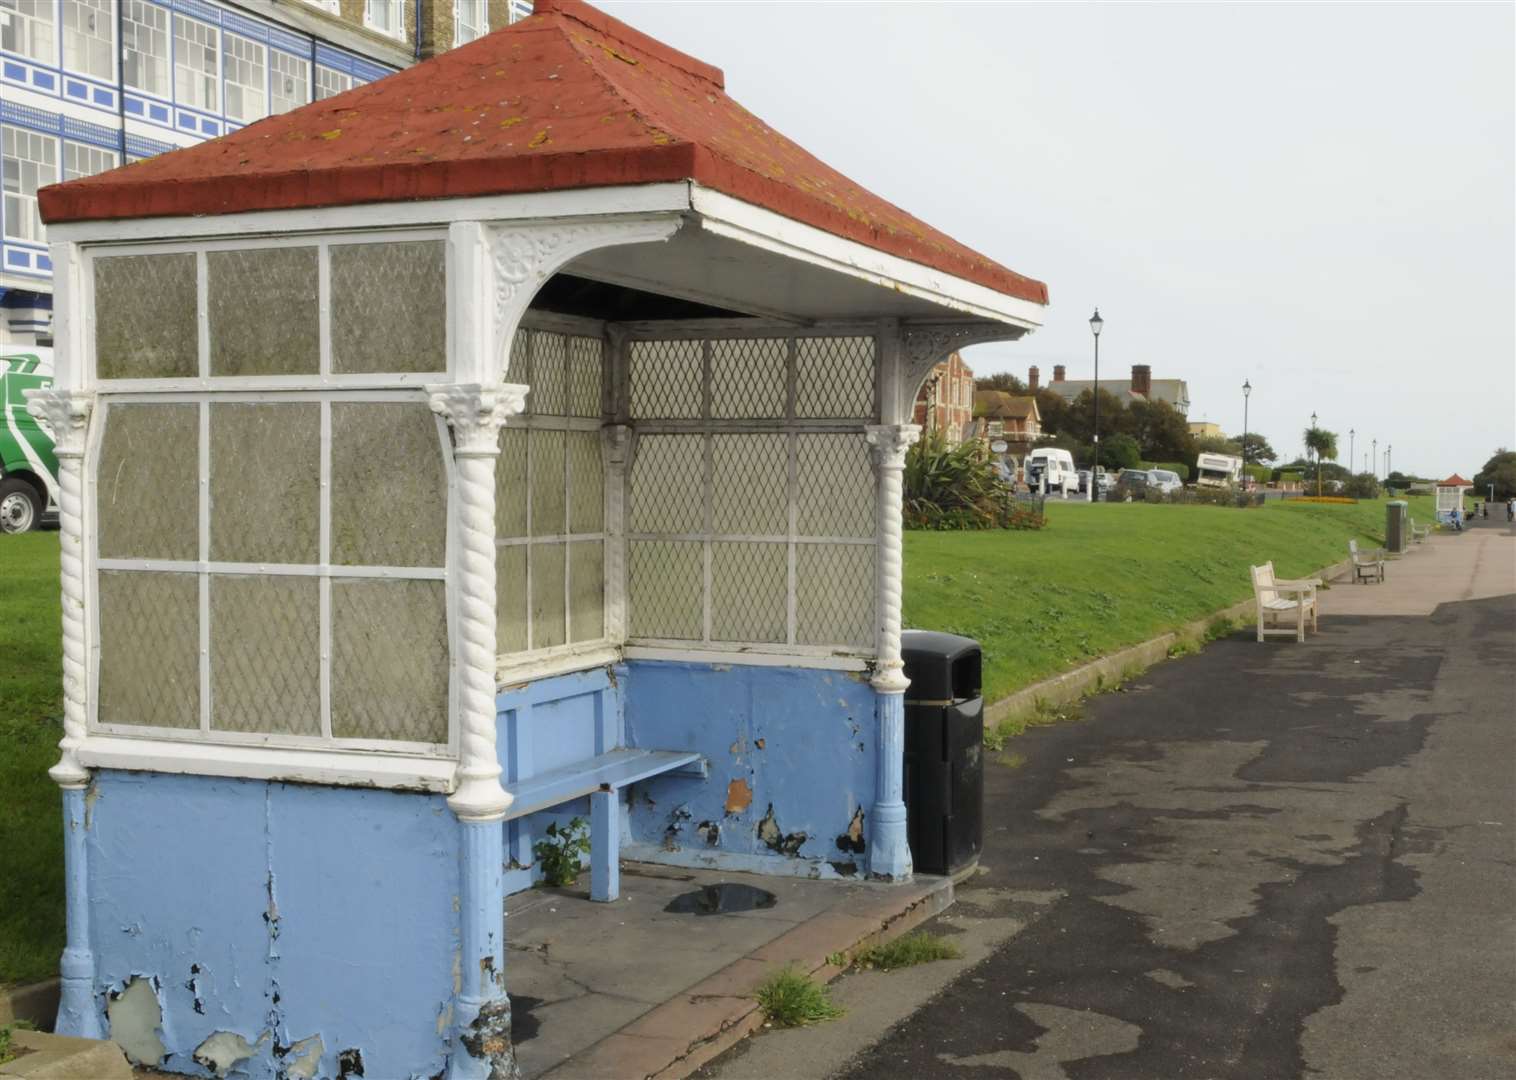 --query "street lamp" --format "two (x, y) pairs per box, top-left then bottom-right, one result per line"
(1386, 444), (1392, 482)
(1372, 437), (1378, 480)
(1088, 308), (1103, 502)
(1311, 411), (1320, 497)
(1349, 428), (1355, 476)
(1241, 379), (1252, 487)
